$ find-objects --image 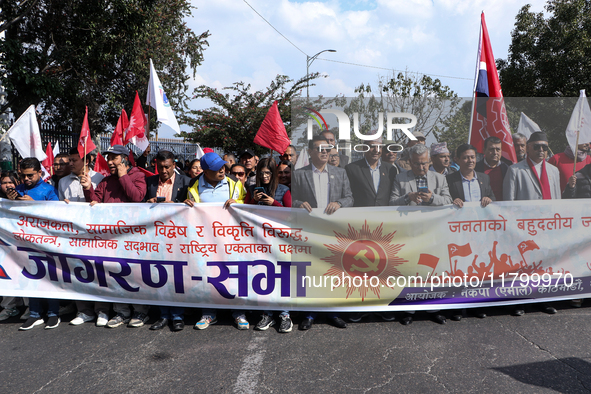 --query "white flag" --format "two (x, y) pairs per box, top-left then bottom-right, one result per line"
(6, 105), (47, 161)
(195, 144), (205, 159)
(53, 140), (60, 157)
(566, 90), (591, 154)
(294, 147), (309, 170)
(517, 112), (541, 140)
(146, 59), (181, 134)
